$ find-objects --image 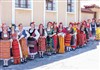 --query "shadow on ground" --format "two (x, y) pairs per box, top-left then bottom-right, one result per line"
(0, 40), (99, 70)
